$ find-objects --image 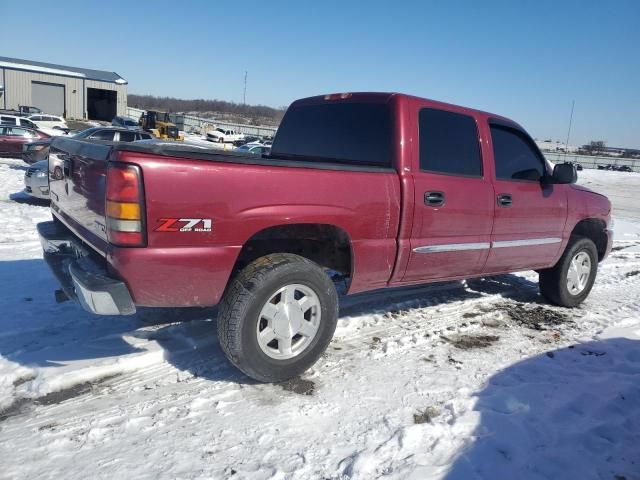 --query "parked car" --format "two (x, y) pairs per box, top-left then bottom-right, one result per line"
(112, 116), (141, 130)
(3, 112), (62, 145)
(22, 127), (153, 164)
(235, 144), (271, 155)
(22, 127), (155, 199)
(38, 92), (612, 383)
(233, 135), (260, 146)
(23, 160), (52, 200)
(0, 114), (39, 130)
(71, 127), (154, 142)
(27, 114), (69, 133)
(597, 164), (633, 172)
(206, 127), (245, 143)
(0, 126), (50, 157)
